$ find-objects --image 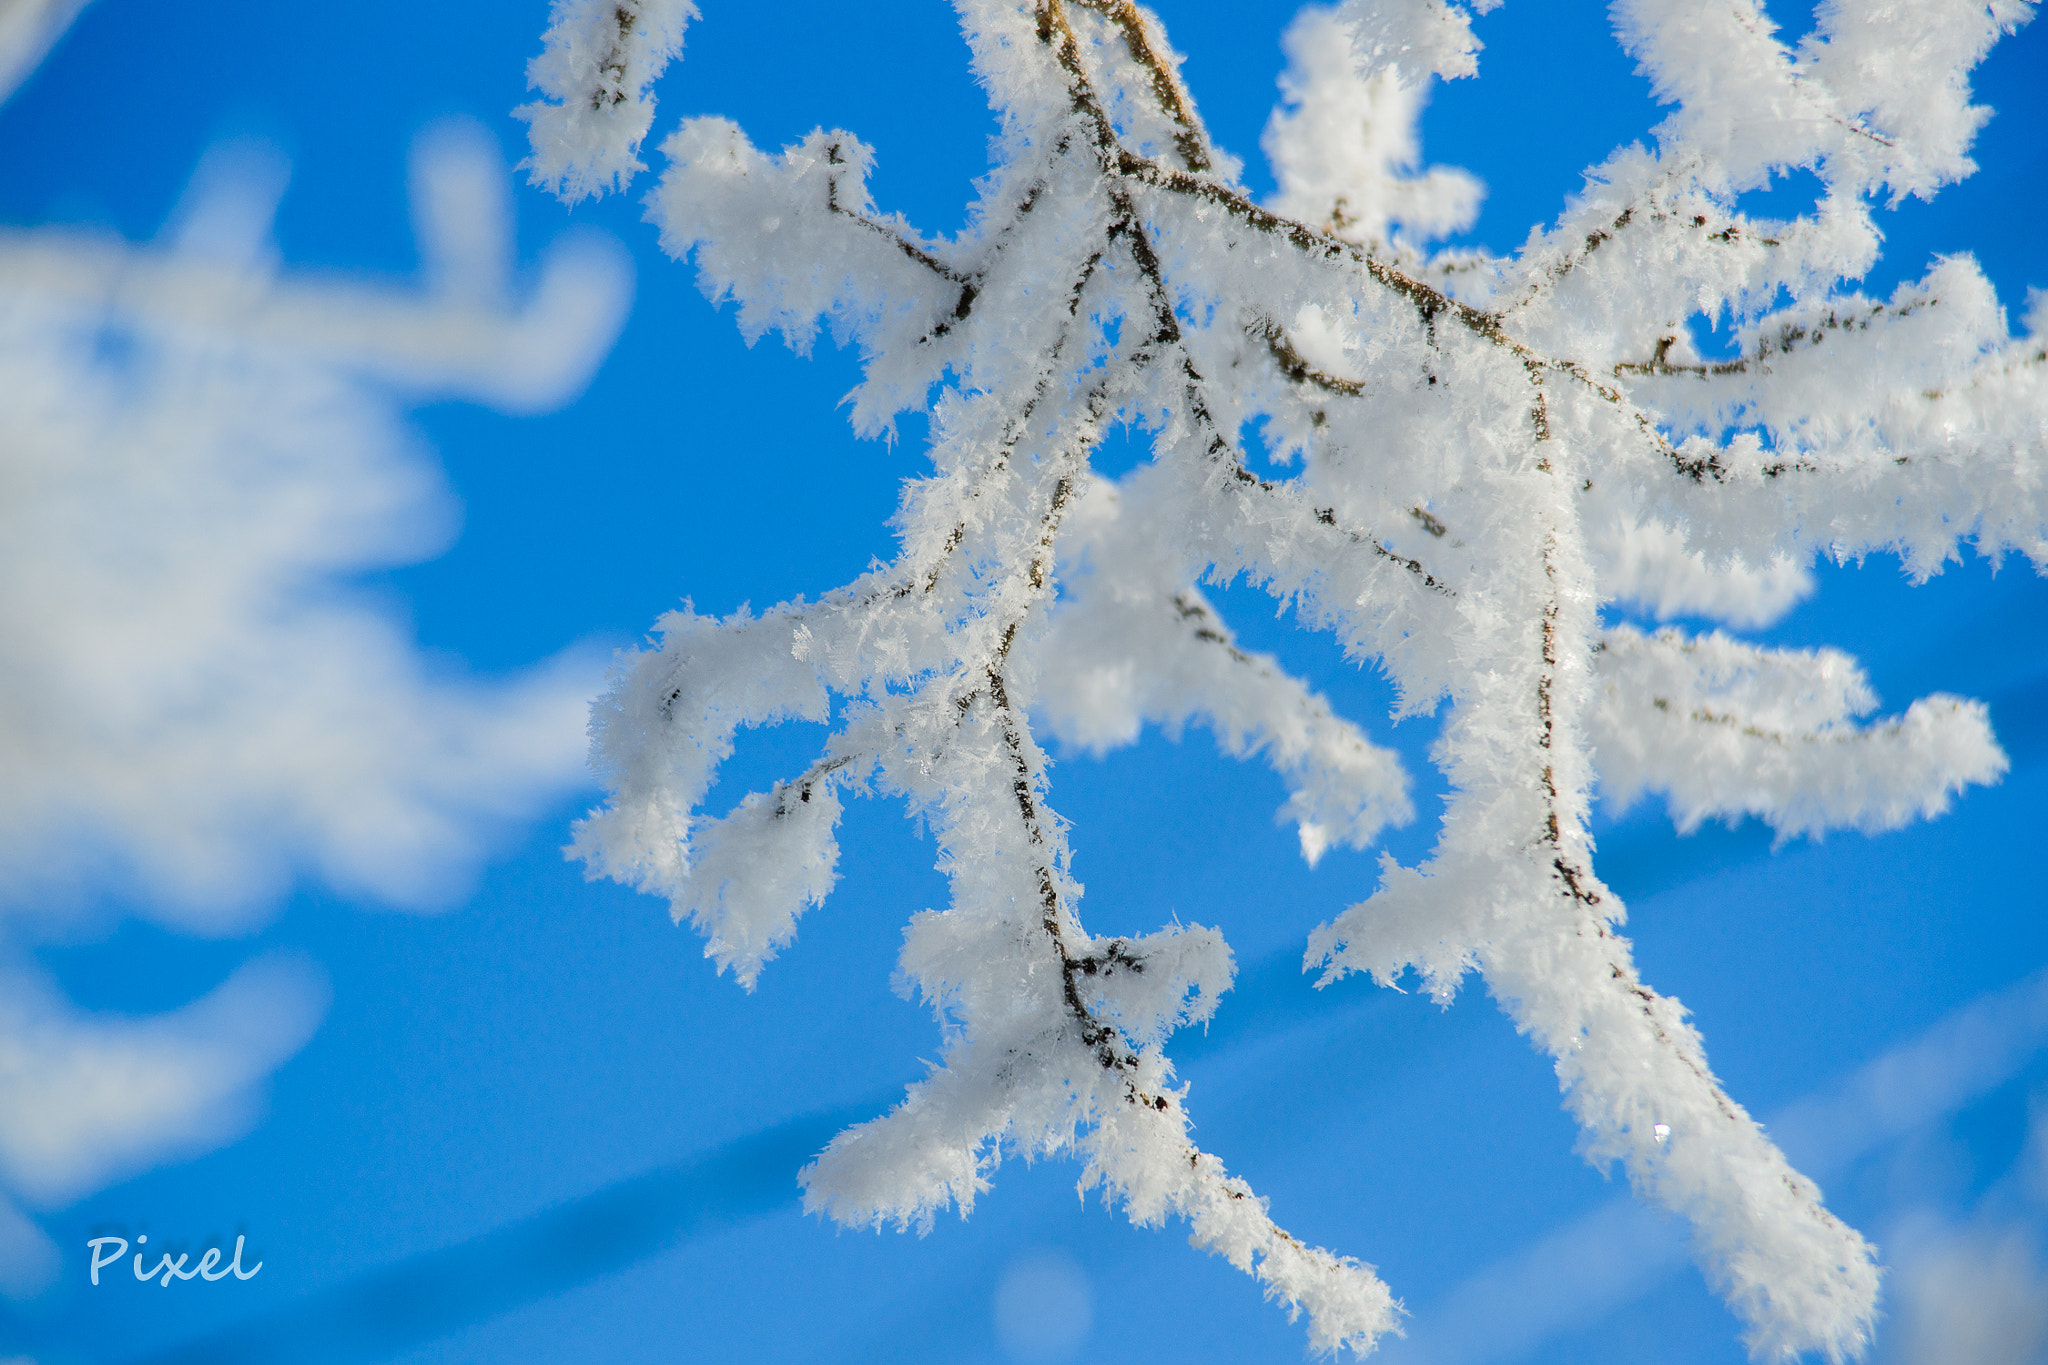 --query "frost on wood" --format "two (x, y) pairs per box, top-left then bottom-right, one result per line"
(530, 0), (2042, 1356)
(518, 0), (698, 204)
